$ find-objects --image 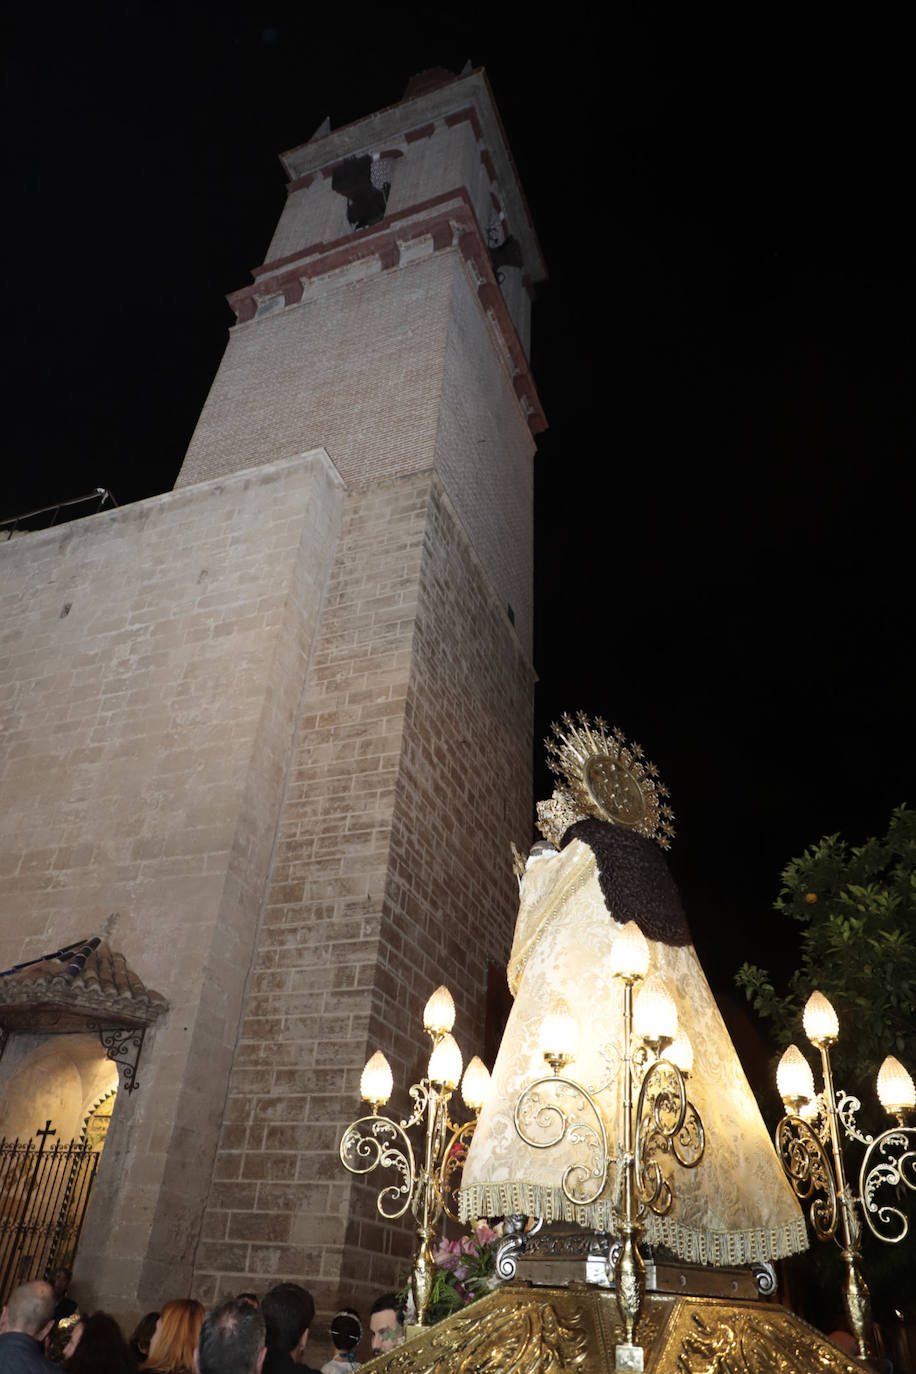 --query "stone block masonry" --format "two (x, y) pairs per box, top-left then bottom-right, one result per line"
(0, 451), (344, 1315)
(191, 471), (534, 1317)
(0, 65), (544, 1342)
